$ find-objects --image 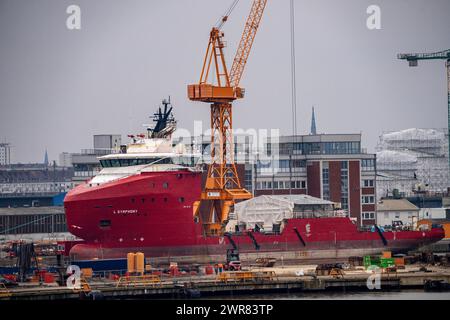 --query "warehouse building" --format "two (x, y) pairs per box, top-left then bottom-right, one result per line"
(376, 199), (420, 229)
(0, 206), (73, 241)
